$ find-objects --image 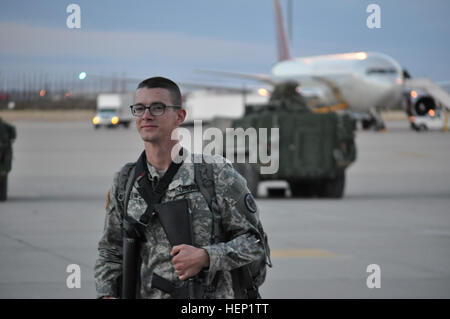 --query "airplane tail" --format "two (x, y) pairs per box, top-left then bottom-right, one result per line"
(194, 0), (291, 83)
(273, 0), (291, 61)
